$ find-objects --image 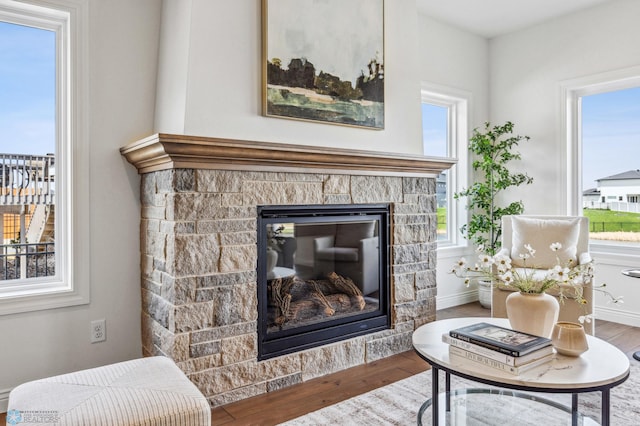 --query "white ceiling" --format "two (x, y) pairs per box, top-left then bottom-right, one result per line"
(416, 0), (613, 39)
